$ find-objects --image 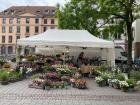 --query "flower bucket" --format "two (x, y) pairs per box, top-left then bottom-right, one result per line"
(59, 85), (63, 89)
(113, 83), (120, 89)
(128, 87), (135, 92)
(1, 81), (9, 85)
(45, 86), (50, 90)
(108, 82), (113, 88)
